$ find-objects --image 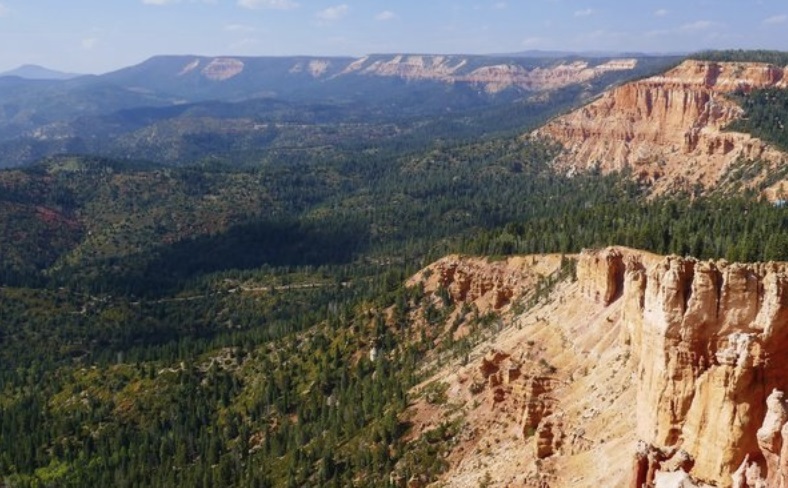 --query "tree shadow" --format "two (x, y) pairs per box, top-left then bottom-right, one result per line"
(85, 218), (369, 296)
